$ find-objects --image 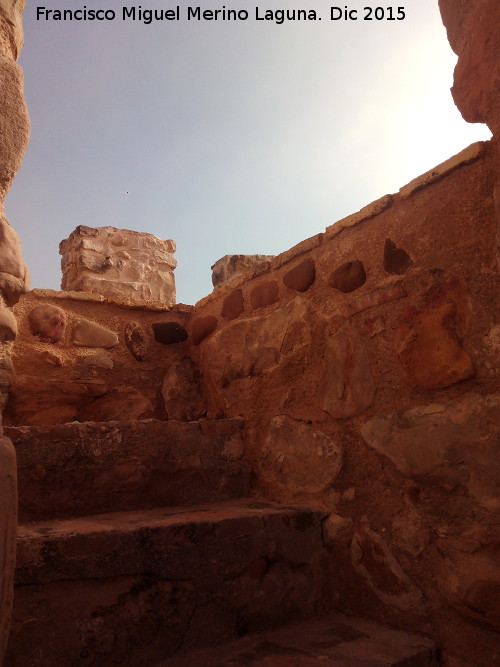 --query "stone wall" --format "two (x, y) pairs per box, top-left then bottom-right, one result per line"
(186, 142), (499, 664)
(7, 289), (196, 425)
(0, 0), (30, 661)
(60, 225), (177, 306)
